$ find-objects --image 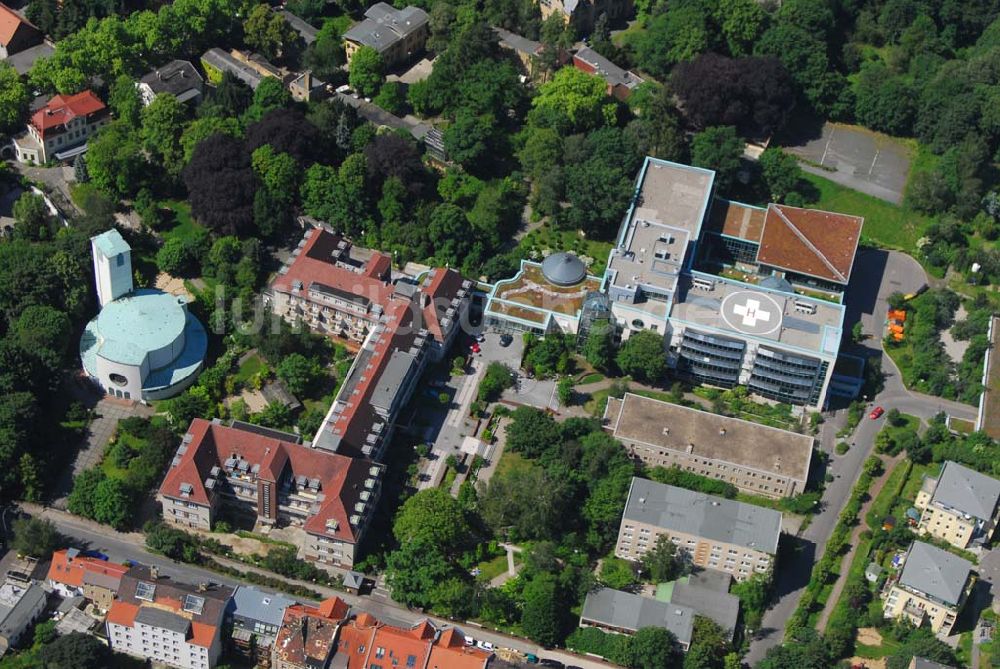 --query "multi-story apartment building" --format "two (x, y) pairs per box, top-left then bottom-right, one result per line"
(603, 393), (813, 498)
(915, 461), (1000, 550)
(106, 566), (234, 669)
(46, 548), (129, 611)
(883, 541), (974, 636)
(334, 613), (492, 667)
(615, 477), (782, 580)
(158, 419), (384, 569)
(603, 158), (862, 410)
(0, 573), (47, 657)
(13, 90), (110, 163)
(342, 3), (428, 68)
(271, 597), (349, 669)
(227, 585), (295, 665)
(268, 224), (471, 362)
